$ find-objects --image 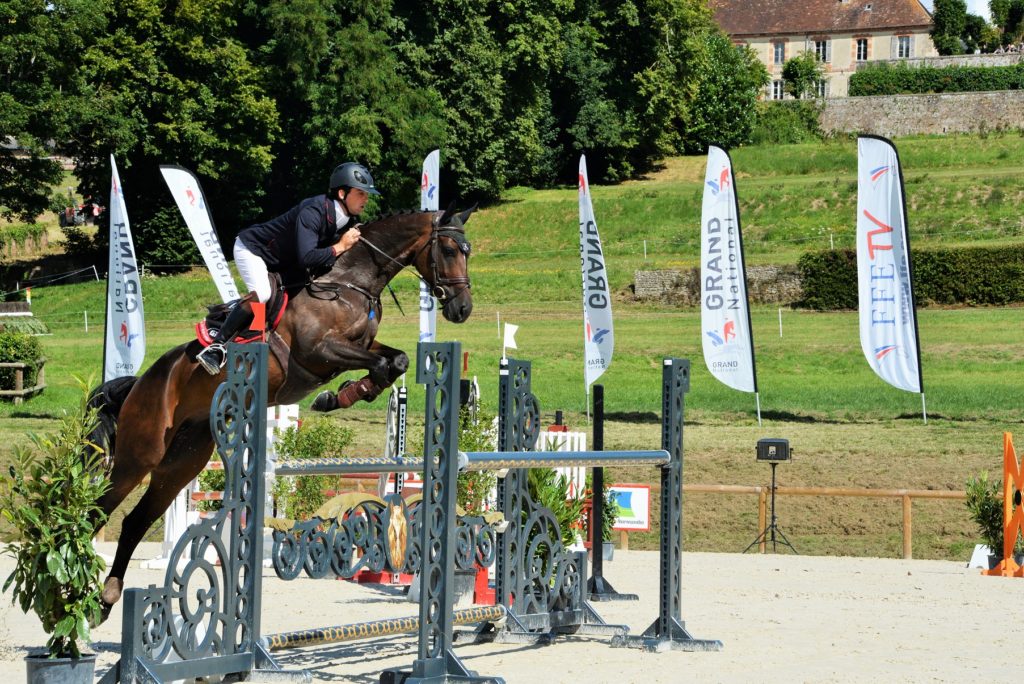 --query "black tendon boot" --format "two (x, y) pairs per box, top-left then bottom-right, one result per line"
(196, 302), (255, 375)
